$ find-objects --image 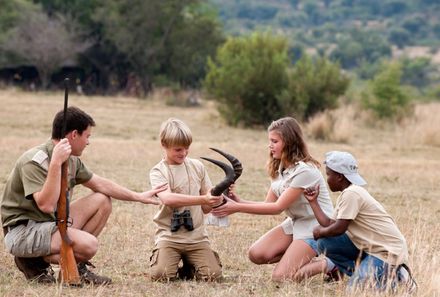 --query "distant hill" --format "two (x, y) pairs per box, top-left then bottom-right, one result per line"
(209, 0), (440, 50)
